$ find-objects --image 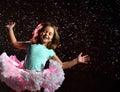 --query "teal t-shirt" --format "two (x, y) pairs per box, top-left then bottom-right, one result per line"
(23, 43), (55, 71)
